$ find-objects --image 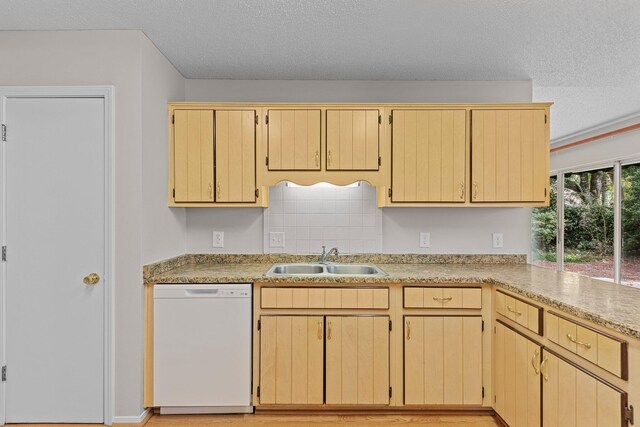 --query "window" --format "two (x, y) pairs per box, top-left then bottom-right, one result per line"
(622, 163), (640, 286)
(563, 168), (614, 281)
(531, 176), (557, 269)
